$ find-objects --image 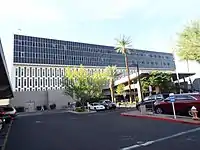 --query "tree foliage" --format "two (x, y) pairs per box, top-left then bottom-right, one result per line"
(116, 84), (125, 95)
(63, 65), (107, 104)
(115, 35), (132, 54)
(105, 66), (118, 102)
(141, 71), (173, 93)
(176, 20), (200, 62)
